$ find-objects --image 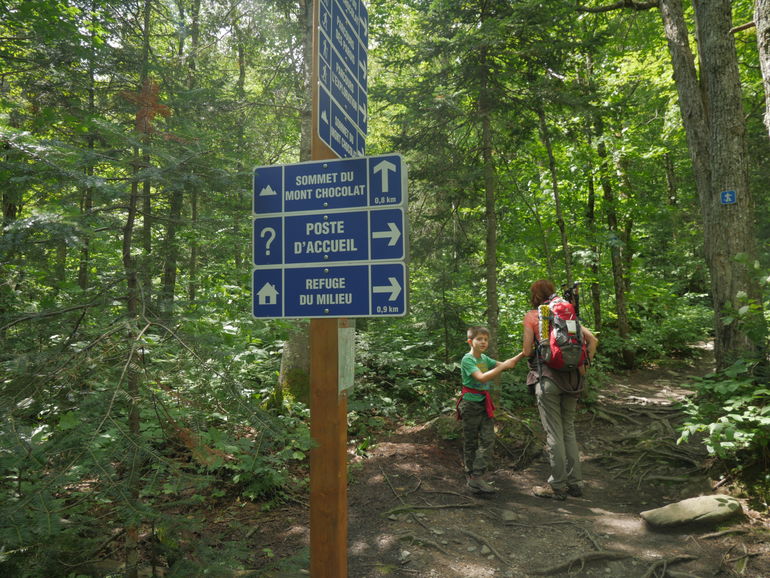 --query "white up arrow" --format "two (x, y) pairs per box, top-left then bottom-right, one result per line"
(373, 159), (397, 193)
